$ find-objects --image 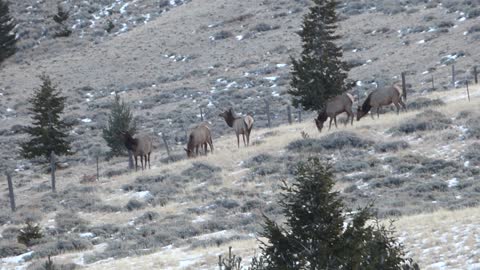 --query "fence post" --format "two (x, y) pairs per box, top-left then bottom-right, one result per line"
(96, 156), (99, 181)
(264, 99), (271, 128)
(200, 107), (204, 122)
(50, 151), (56, 193)
(431, 74), (435, 90)
(451, 64), (456, 87)
(161, 133), (171, 162)
(182, 115), (189, 142)
(466, 76), (471, 102)
(297, 109), (302, 123)
(287, 105), (292, 124)
(474, 66), (478, 84)
(401, 72), (407, 101)
(6, 172), (15, 212)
